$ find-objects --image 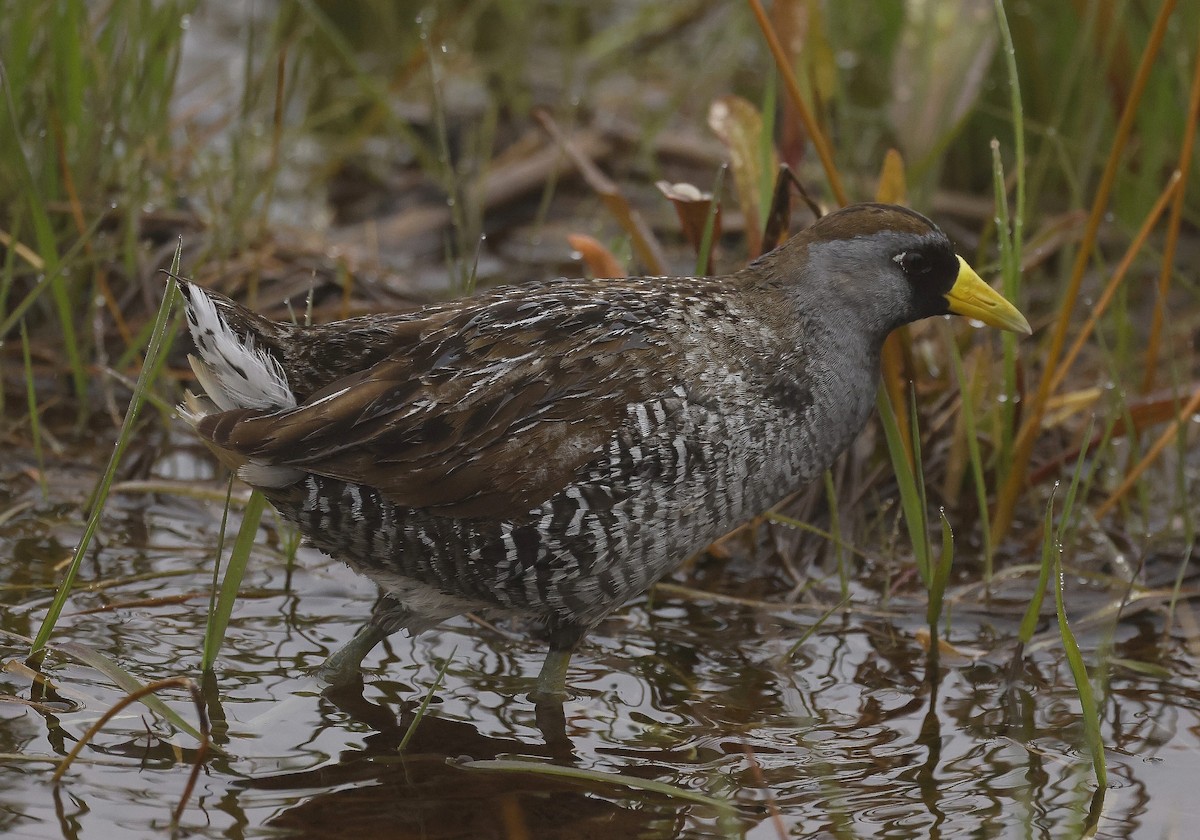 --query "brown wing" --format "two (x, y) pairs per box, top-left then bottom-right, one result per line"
(197, 287), (674, 519)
